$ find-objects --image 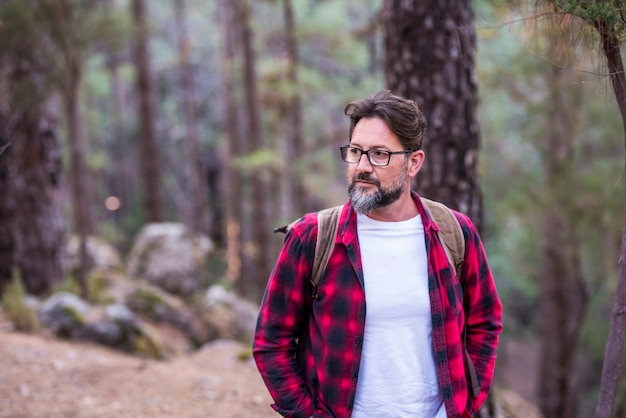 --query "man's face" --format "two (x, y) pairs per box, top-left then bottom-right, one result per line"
(347, 117), (416, 215)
